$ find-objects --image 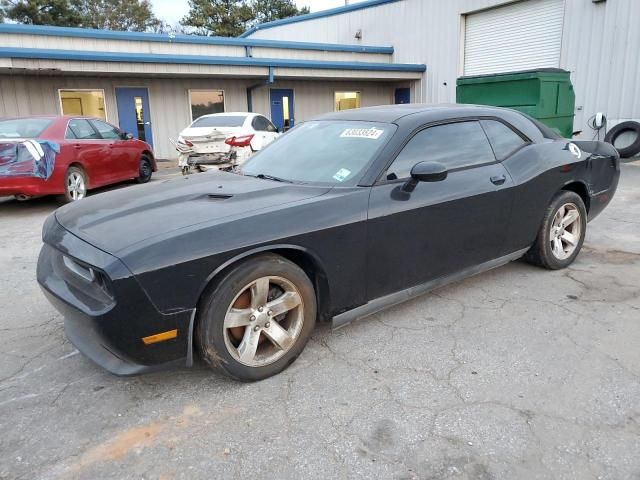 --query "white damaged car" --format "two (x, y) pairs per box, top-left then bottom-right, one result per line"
(175, 112), (280, 174)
